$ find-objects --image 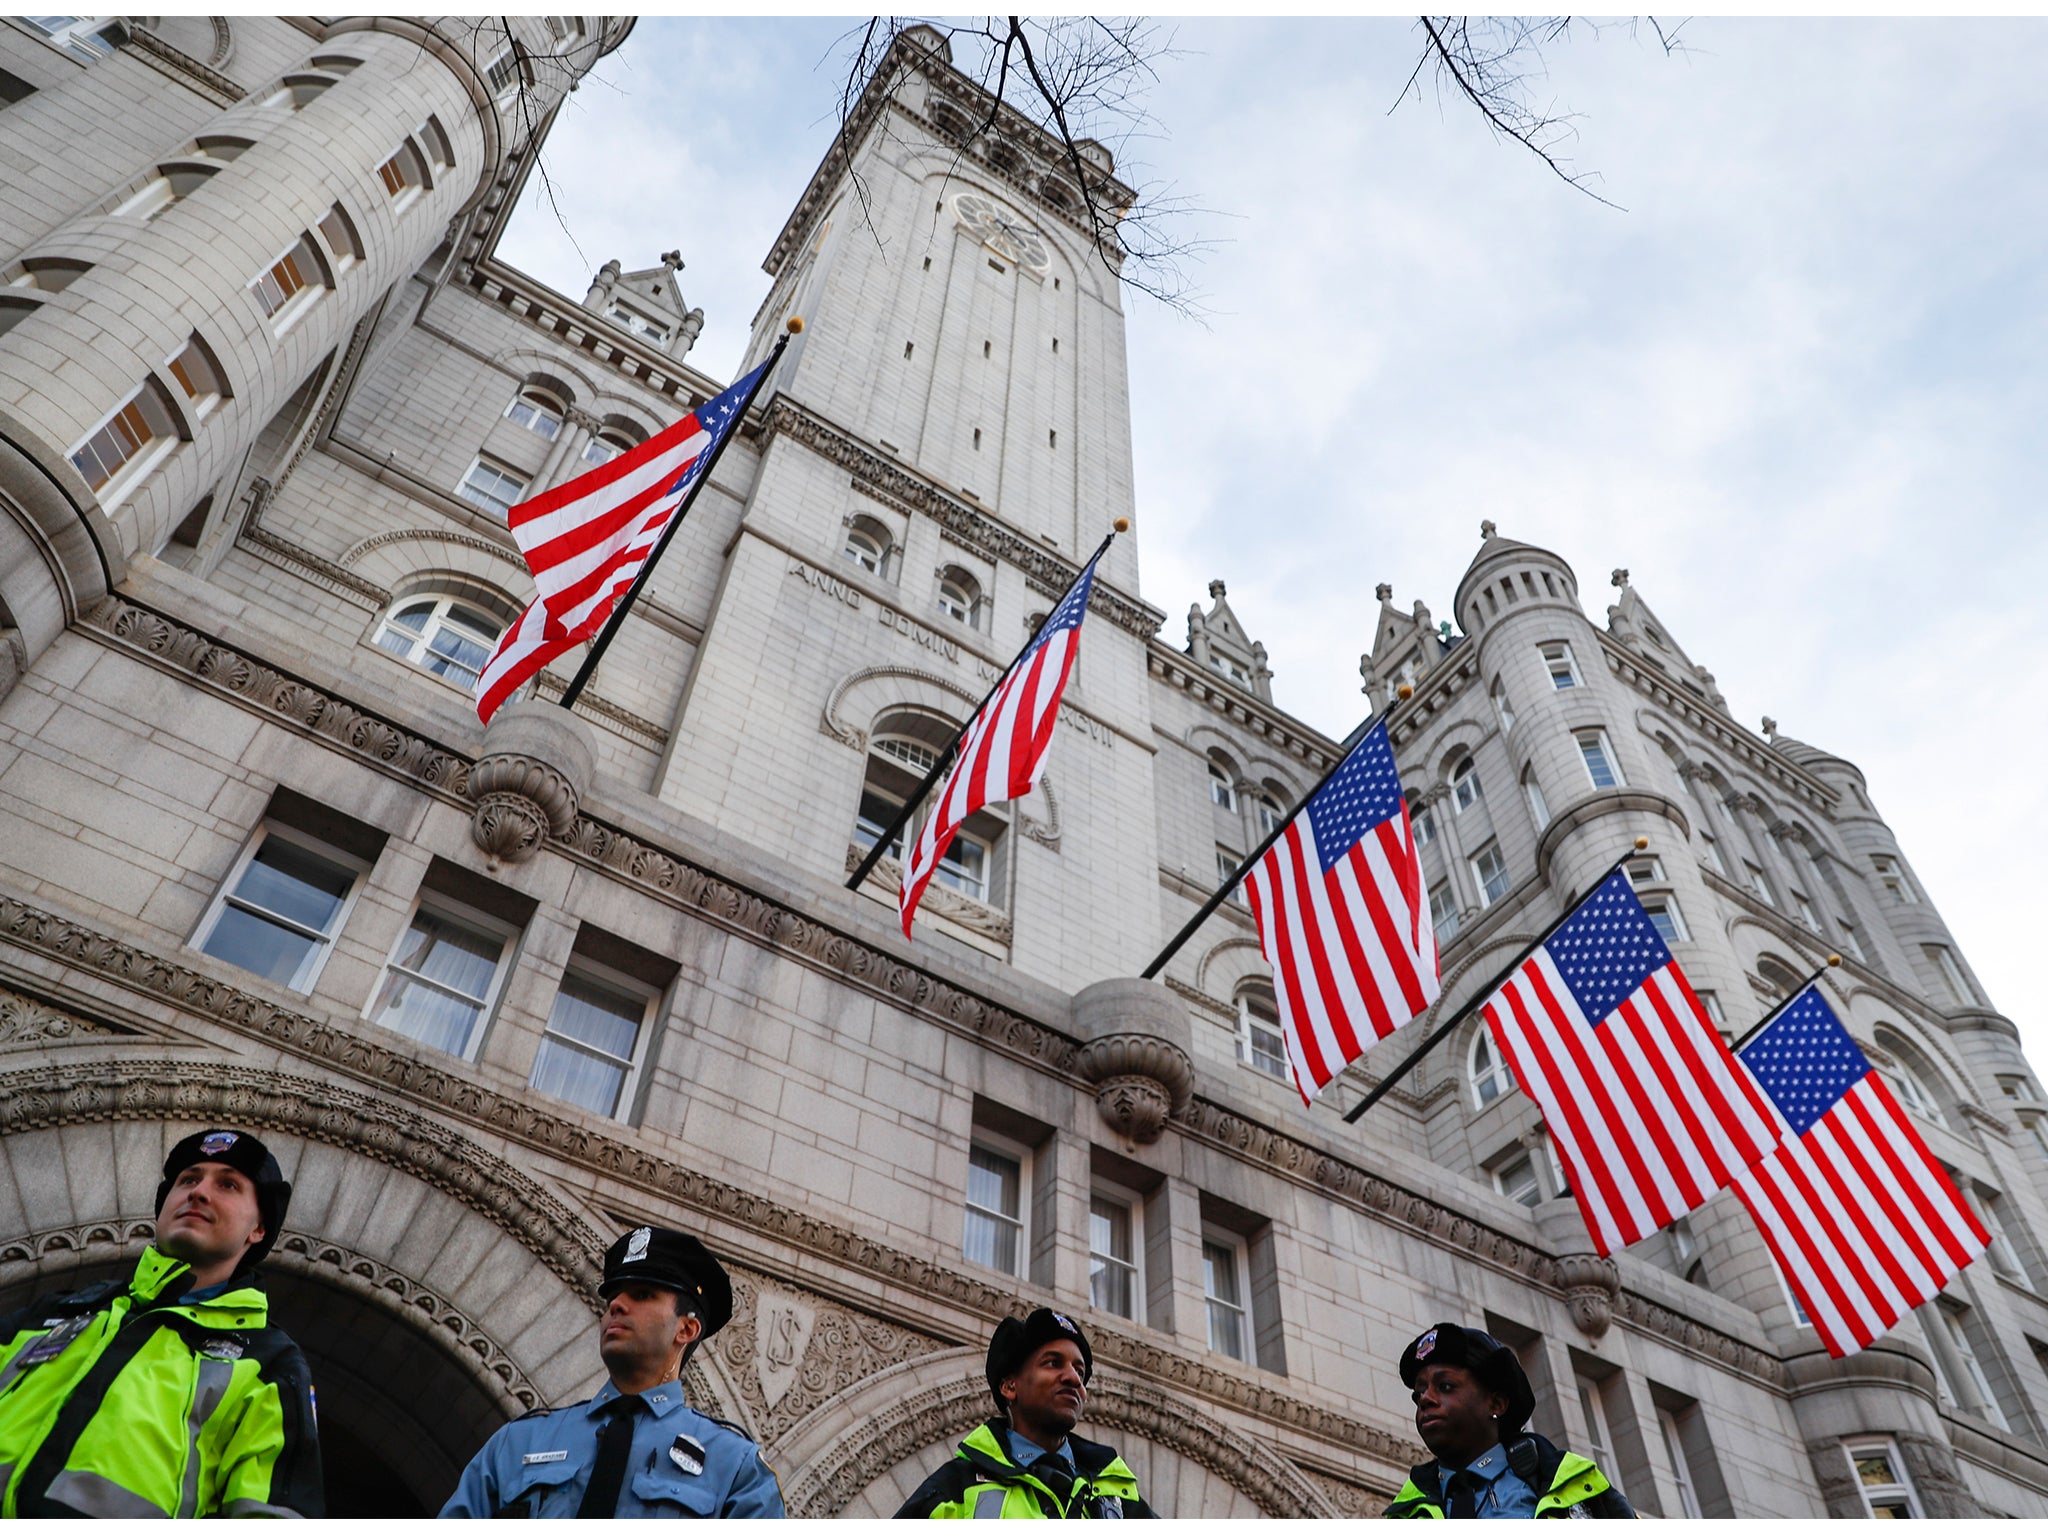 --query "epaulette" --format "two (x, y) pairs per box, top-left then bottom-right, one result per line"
(513, 1397), (589, 1423)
